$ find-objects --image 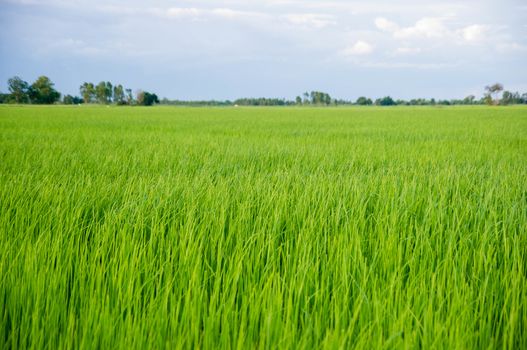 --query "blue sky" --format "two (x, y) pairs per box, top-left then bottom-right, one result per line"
(1, 0), (526, 100)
